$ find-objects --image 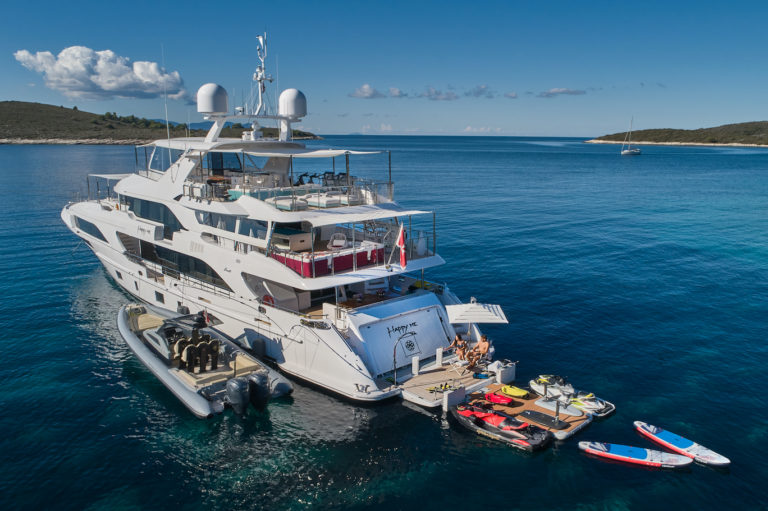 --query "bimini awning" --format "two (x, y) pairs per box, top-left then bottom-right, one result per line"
(235, 196), (429, 226)
(88, 173), (132, 181)
(445, 303), (509, 324)
(148, 137), (381, 157)
(302, 203), (429, 227)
